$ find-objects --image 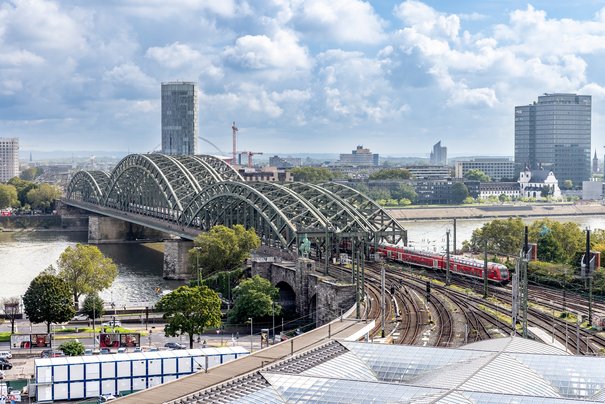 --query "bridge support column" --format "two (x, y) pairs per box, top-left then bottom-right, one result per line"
(296, 258), (314, 321)
(163, 240), (194, 280)
(315, 282), (355, 326)
(88, 215), (169, 244)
